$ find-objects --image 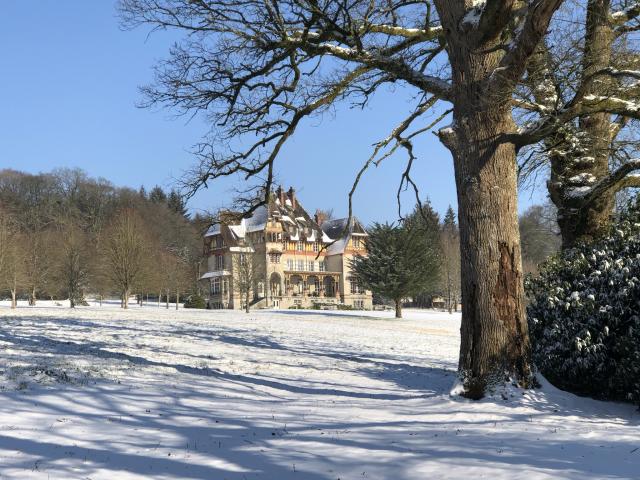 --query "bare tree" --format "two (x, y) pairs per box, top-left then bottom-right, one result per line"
(440, 207), (461, 314)
(105, 209), (146, 309)
(54, 222), (89, 308)
(0, 211), (13, 301)
(232, 245), (263, 313)
(0, 213), (25, 309)
(120, 0), (640, 397)
(22, 230), (54, 306)
(518, 1), (640, 247)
